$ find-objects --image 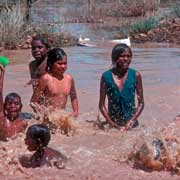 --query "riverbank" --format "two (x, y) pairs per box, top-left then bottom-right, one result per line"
(131, 18), (180, 44)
